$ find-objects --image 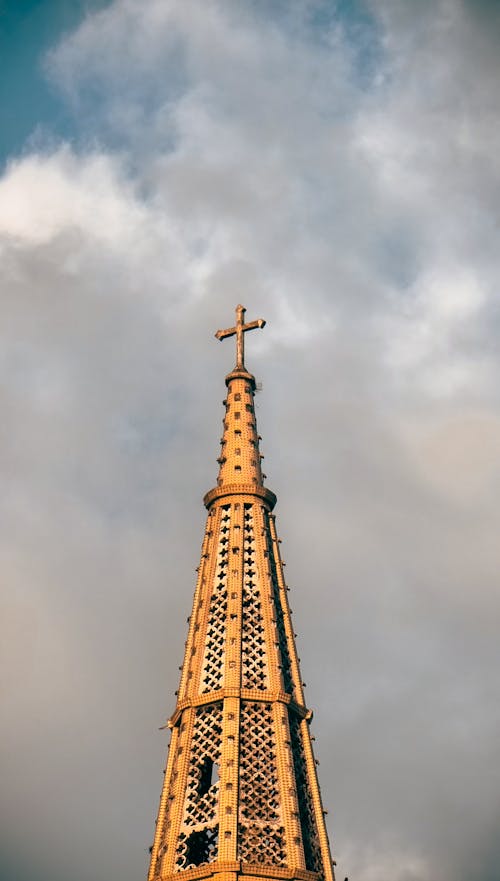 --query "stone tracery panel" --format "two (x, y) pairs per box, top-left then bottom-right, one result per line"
(238, 701), (286, 865)
(241, 504), (269, 690)
(262, 509), (294, 695)
(175, 702), (223, 871)
(200, 506), (230, 693)
(288, 713), (323, 874)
